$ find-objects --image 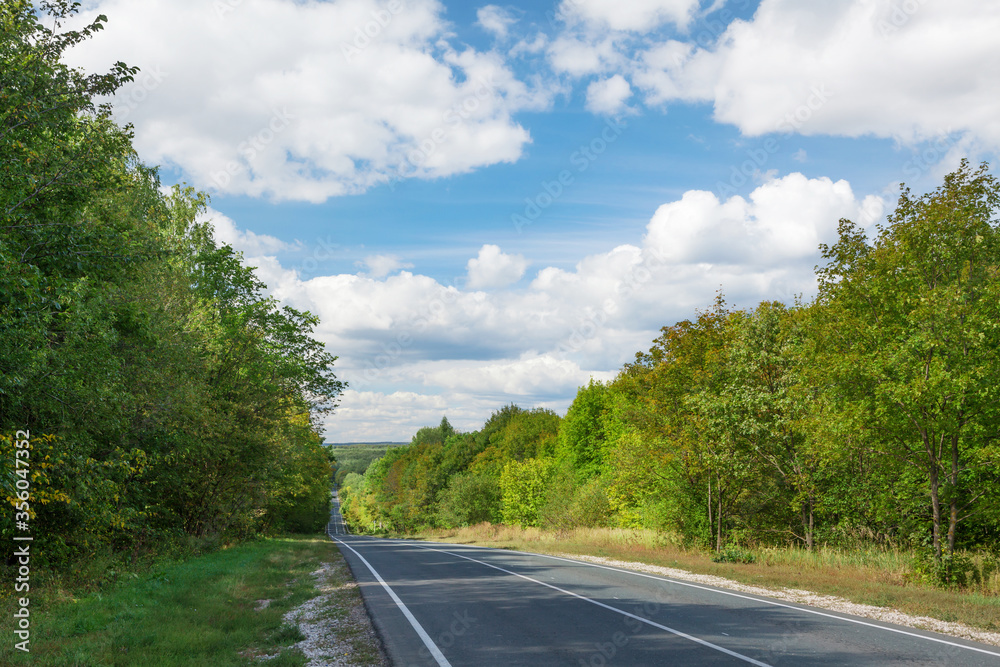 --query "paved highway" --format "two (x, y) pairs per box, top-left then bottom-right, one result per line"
(327, 489), (348, 536)
(327, 510), (1000, 665)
